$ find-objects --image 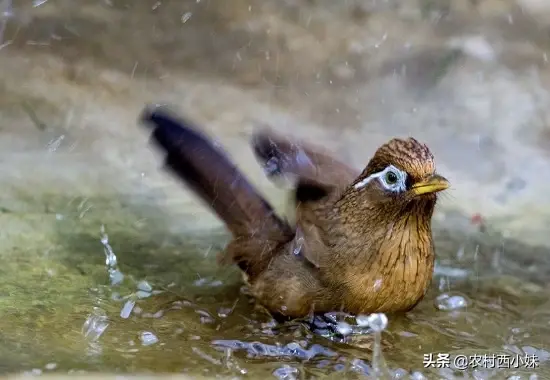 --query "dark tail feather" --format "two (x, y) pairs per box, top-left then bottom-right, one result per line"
(139, 106), (293, 240)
